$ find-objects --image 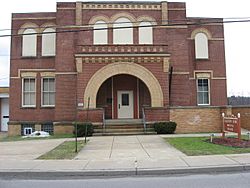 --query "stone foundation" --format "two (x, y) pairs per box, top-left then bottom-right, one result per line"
(7, 106), (250, 136)
(170, 106), (225, 133)
(8, 123), (21, 136)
